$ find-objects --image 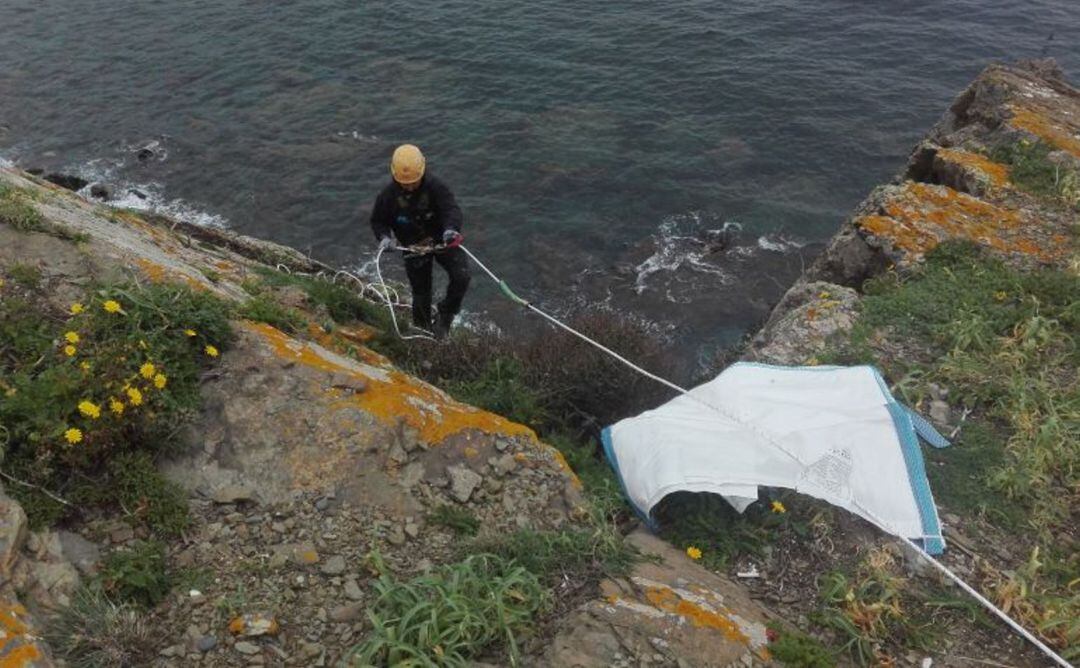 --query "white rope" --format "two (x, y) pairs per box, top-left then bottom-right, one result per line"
(458, 242), (1074, 668)
(373, 245), (436, 341)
